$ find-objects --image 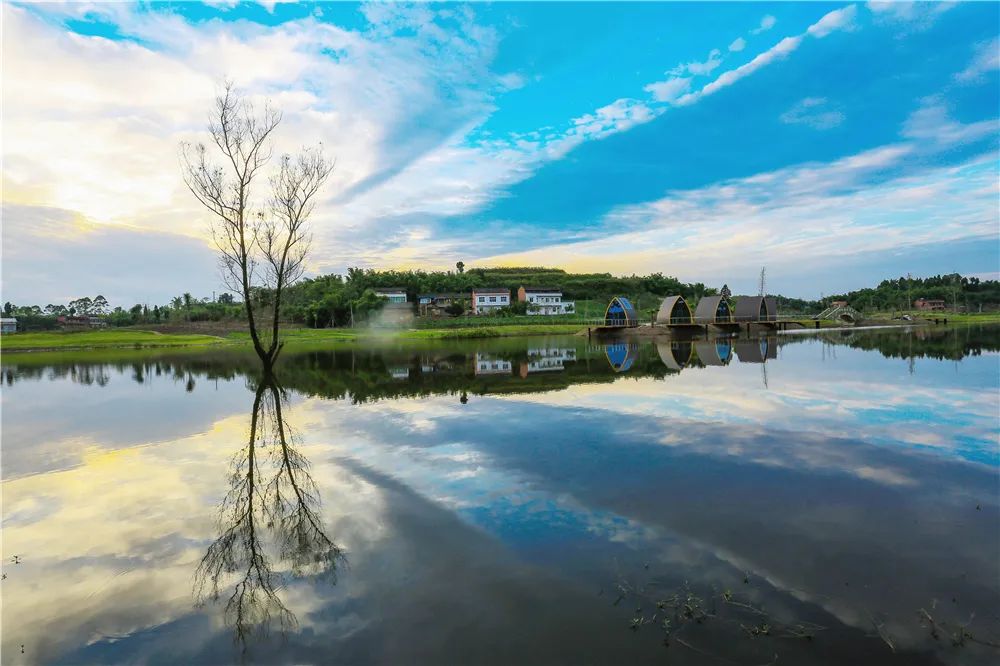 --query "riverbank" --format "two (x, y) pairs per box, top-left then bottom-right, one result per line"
(0, 324), (588, 353)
